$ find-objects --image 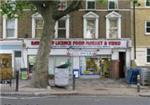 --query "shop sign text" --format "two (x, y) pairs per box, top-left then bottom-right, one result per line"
(30, 40), (127, 48)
